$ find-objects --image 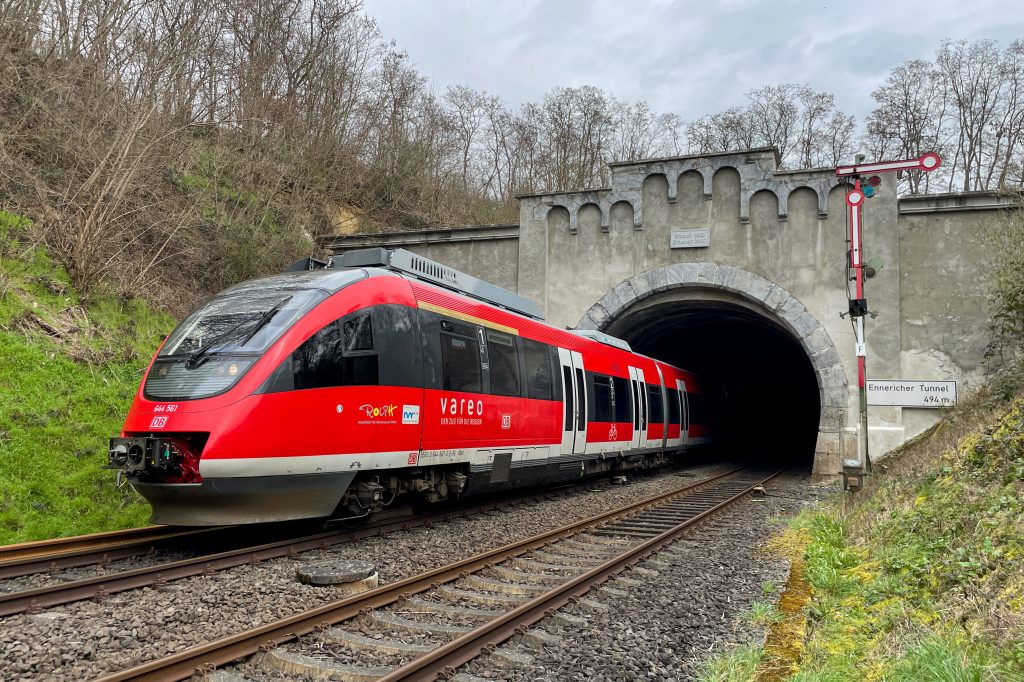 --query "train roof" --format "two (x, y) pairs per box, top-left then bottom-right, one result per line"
(225, 268), (366, 295)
